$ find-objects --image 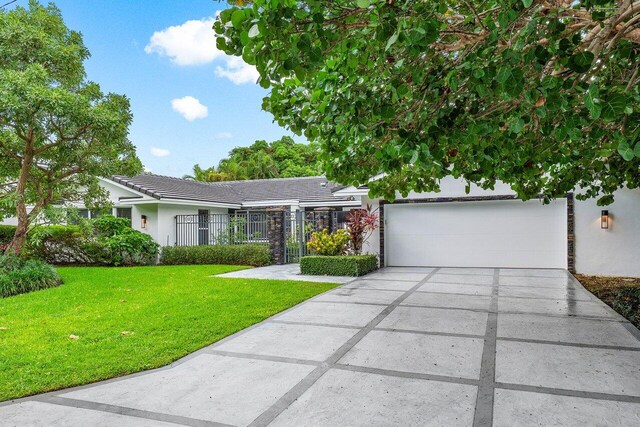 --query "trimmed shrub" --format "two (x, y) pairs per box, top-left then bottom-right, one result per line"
(306, 229), (349, 256)
(160, 244), (271, 267)
(25, 216), (159, 266)
(0, 225), (16, 251)
(300, 255), (378, 277)
(613, 287), (640, 328)
(0, 254), (62, 298)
